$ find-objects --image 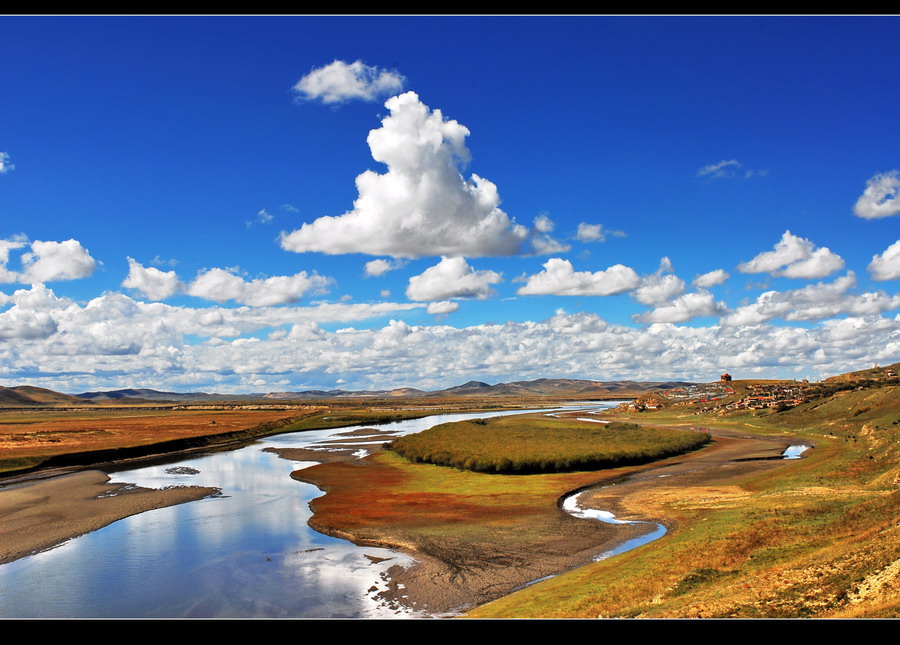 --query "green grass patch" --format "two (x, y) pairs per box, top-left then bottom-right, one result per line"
(388, 416), (710, 474)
